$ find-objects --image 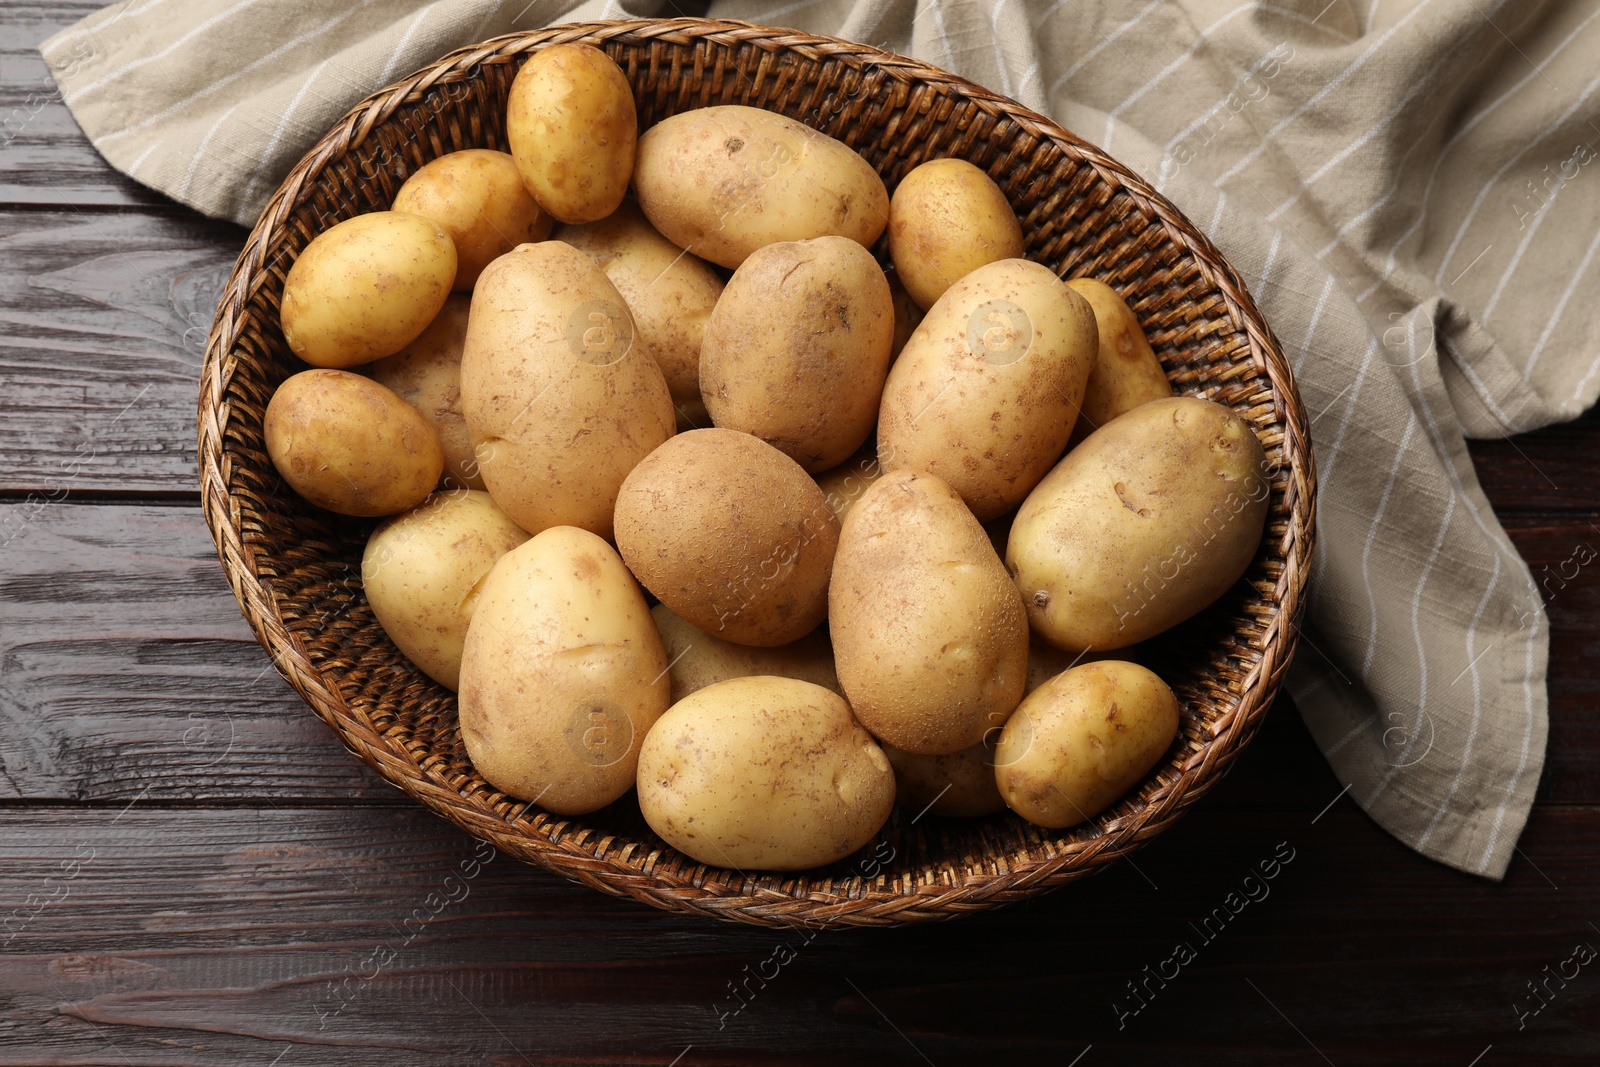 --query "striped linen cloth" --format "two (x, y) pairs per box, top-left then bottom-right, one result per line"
(42, 0), (1599, 879)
